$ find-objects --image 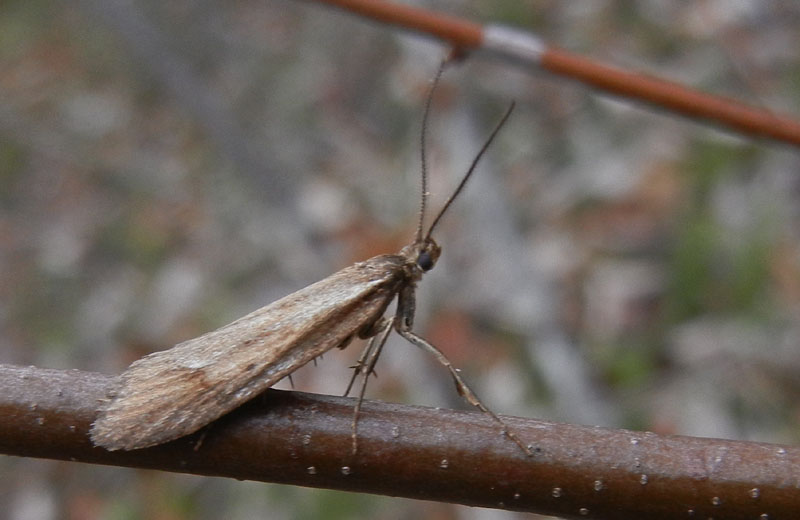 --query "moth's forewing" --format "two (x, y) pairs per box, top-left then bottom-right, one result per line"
(90, 255), (406, 451)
